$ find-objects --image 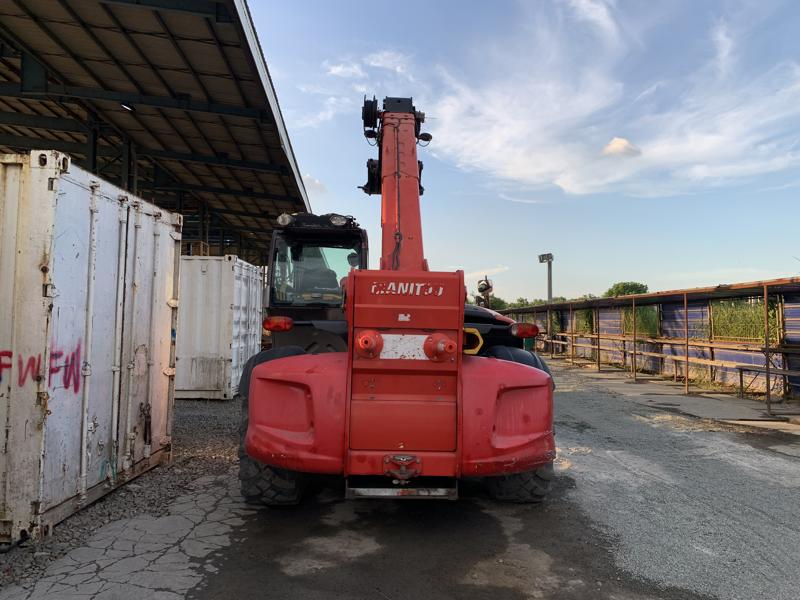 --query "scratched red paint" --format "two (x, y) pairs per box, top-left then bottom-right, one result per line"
(0, 340), (82, 394)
